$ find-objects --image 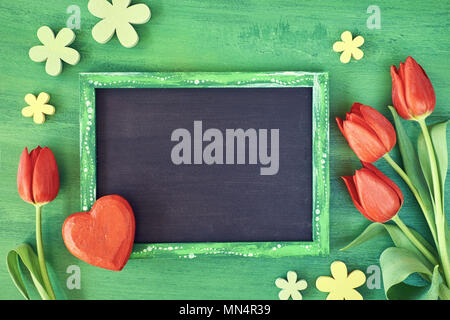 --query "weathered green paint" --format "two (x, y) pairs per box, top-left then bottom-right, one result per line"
(79, 71), (329, 258)
(0, 0), (448, 300)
